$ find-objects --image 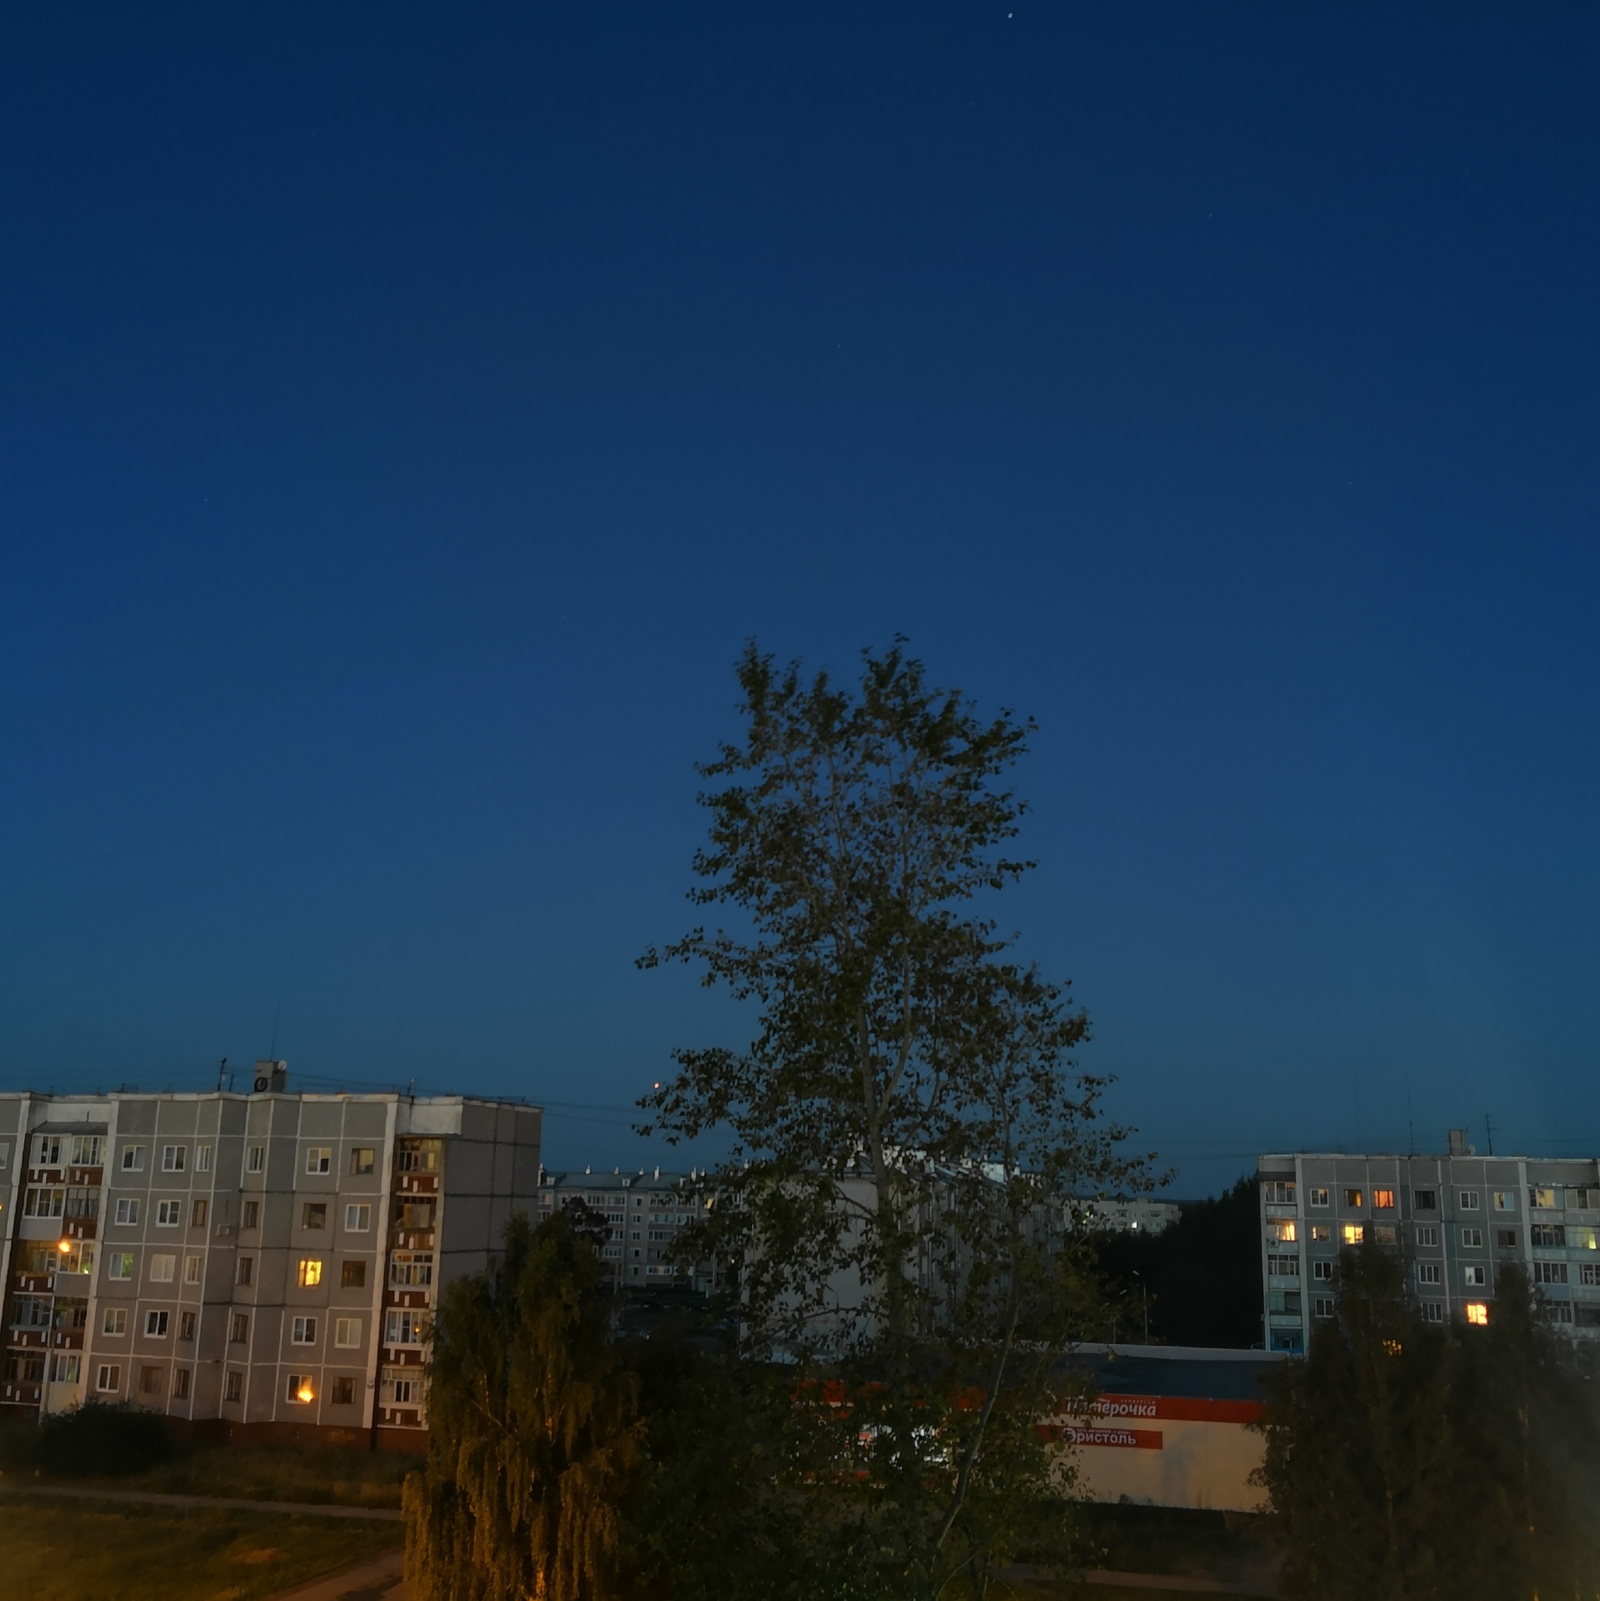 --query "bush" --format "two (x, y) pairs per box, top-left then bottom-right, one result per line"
(36, 1401), (177, 1477)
